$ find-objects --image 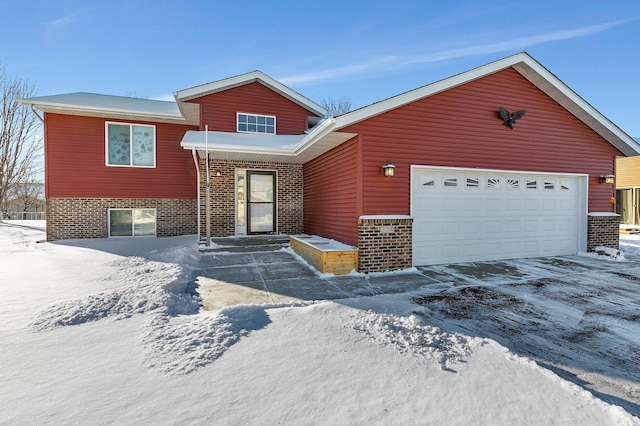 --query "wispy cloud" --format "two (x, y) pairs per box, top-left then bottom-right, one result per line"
(279, 18), (637, 86)
(45, 11), (84, 36)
